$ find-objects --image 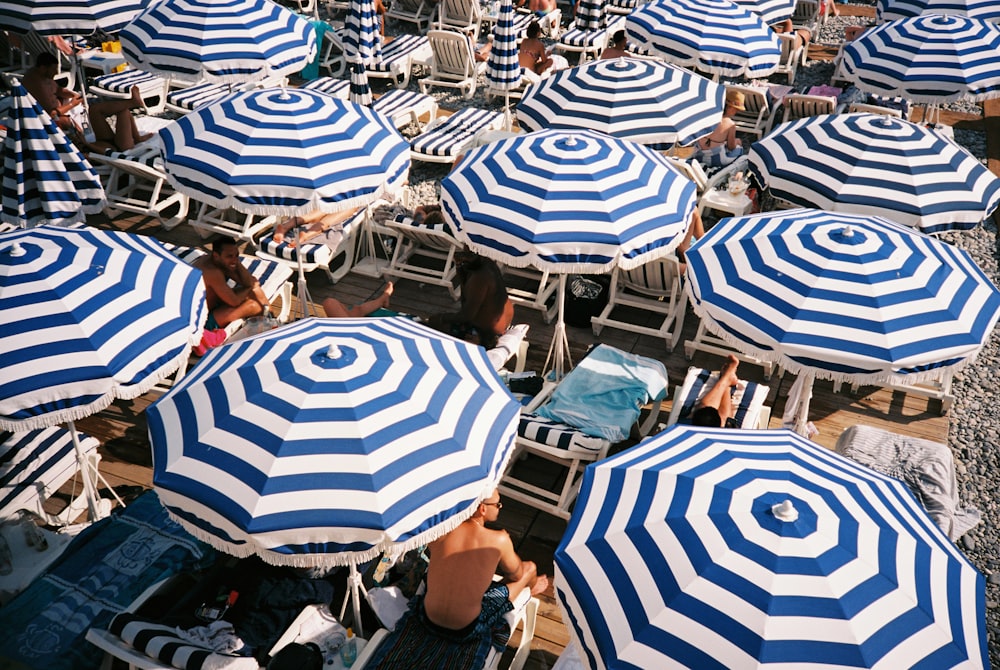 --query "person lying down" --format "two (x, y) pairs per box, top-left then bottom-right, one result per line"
(270, 207), (364, 248)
